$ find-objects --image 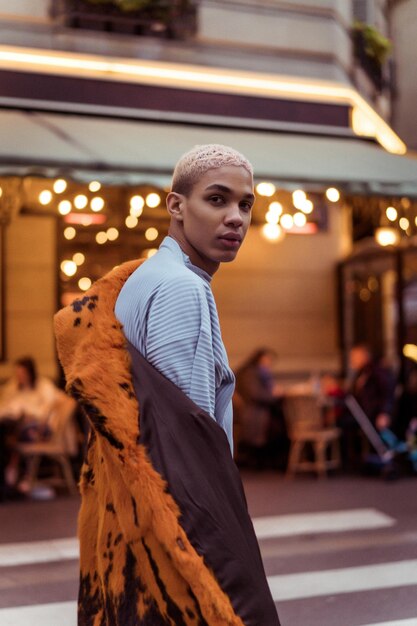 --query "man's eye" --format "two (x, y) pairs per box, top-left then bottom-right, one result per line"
(240, 202), (253, 212)
(210, 195), (224, 204)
